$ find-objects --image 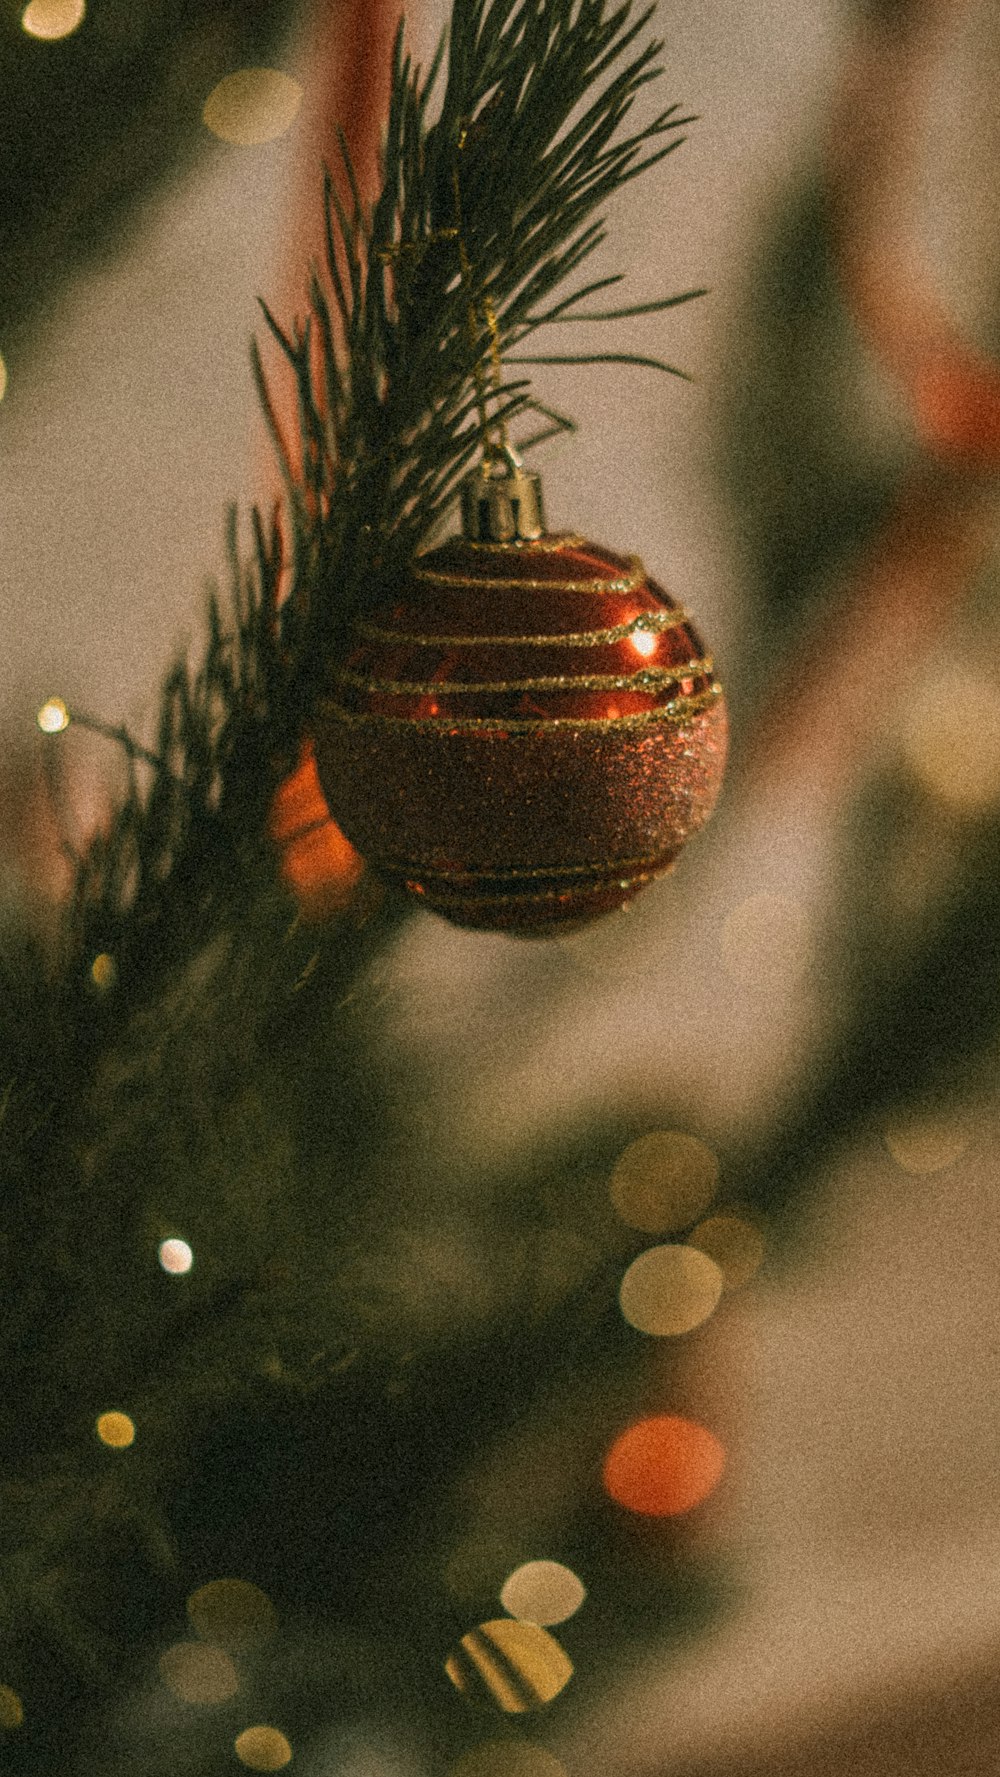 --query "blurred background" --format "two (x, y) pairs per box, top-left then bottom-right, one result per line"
(3, 0), (1000, 1770)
